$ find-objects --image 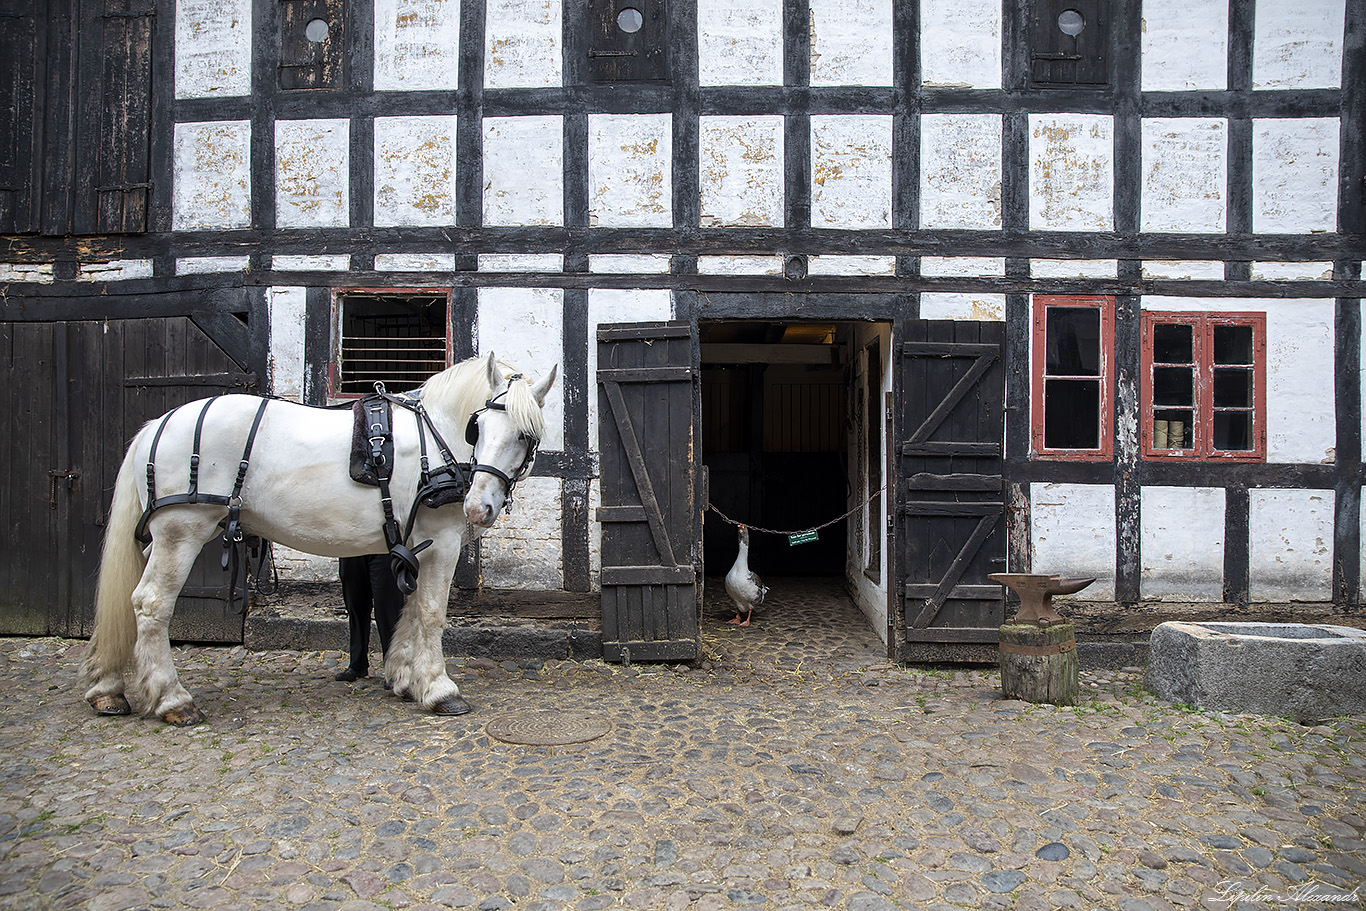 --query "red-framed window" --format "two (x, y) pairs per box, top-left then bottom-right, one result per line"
(1031, 295), (1115, 460)
(1140, 311), (1266, 462)
(329, 288), (452, 397)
